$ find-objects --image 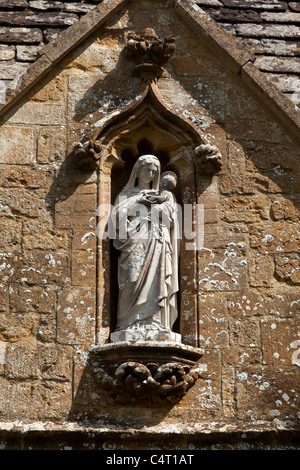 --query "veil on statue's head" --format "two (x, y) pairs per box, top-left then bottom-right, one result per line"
(121, 154), (161, 193)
